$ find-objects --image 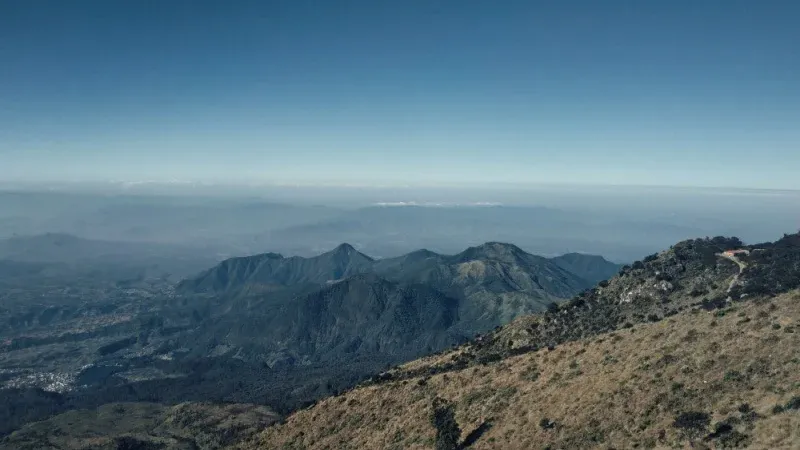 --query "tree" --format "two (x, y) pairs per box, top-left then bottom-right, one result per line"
(430, 397), (461, 450)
